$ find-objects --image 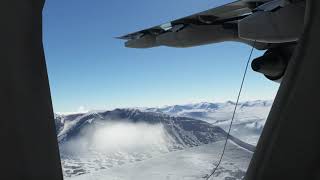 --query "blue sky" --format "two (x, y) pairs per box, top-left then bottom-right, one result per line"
(43, 0), (279, 113)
